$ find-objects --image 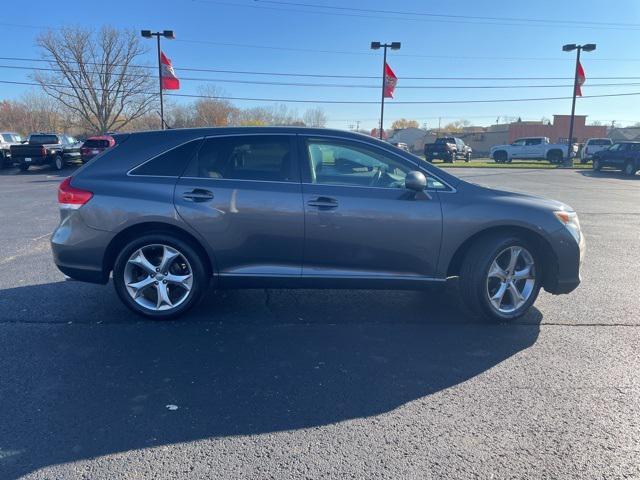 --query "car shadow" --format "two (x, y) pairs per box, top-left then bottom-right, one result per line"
(578, 169), (640, 180)
(0, 281), (542, 478)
